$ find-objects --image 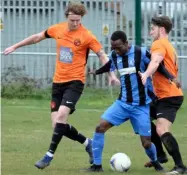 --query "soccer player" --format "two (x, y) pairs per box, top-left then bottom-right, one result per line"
(3, 2), (119, 170)
(86, 30), (164, 172)
(139, 16), (187, 174)
(144, 49), (181, 168)
(90, 35), (180, 171)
